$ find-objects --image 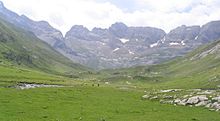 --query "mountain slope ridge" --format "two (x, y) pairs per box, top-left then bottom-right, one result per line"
(0, 16), (90, 77)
